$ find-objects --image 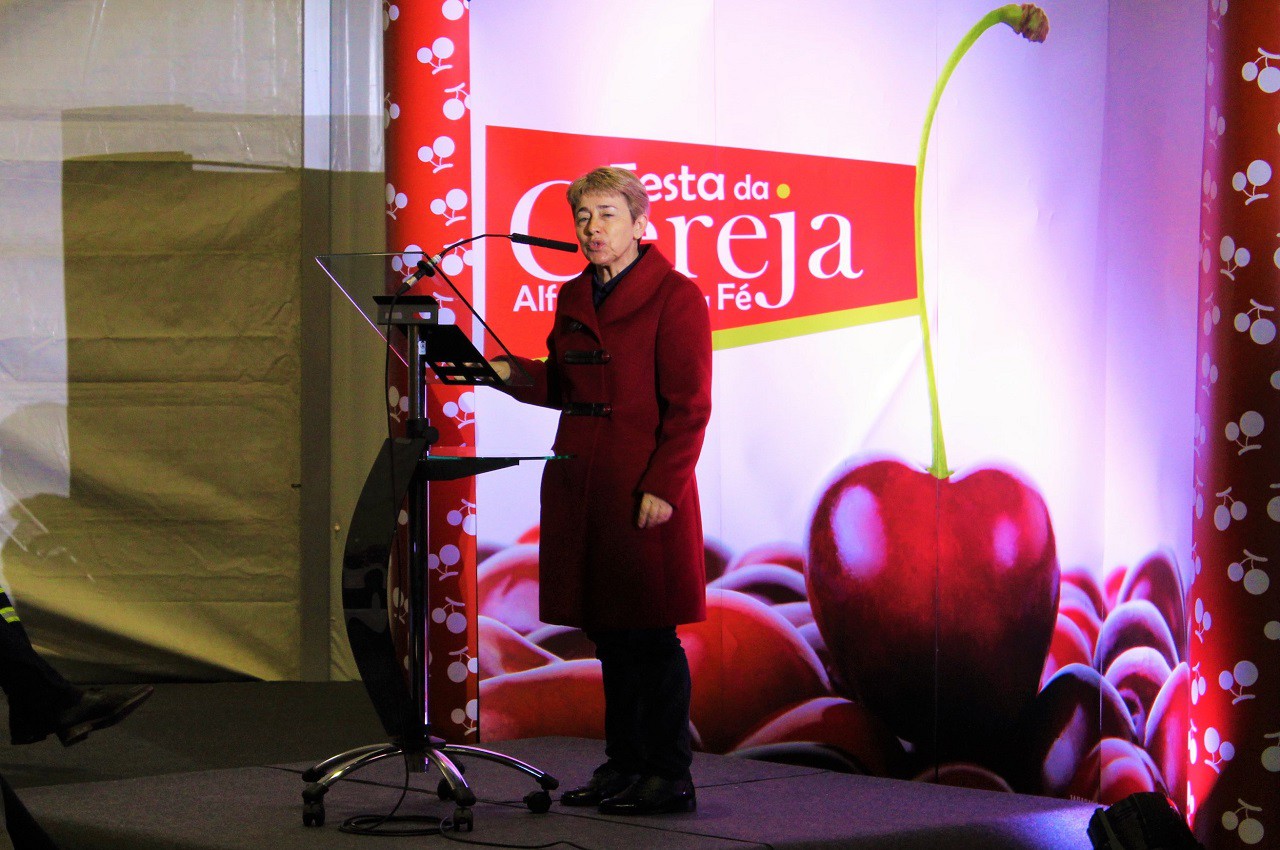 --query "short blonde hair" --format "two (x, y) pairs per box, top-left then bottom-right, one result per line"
(566, 167), (650, 221)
